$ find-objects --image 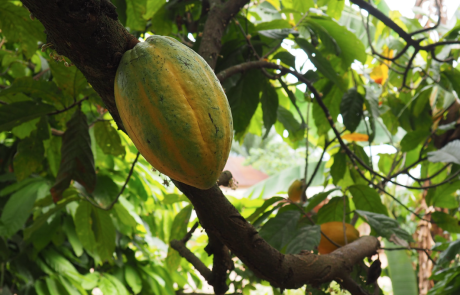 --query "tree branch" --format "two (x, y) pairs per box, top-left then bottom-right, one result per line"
(198, 0), (250, 69)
